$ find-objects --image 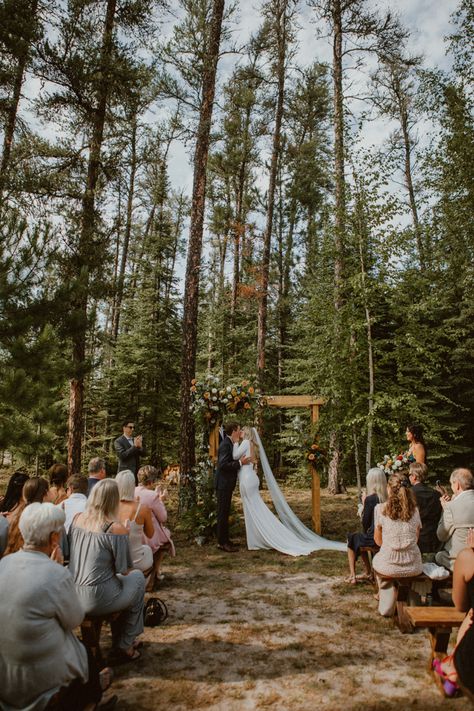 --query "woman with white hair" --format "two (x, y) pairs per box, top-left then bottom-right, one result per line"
(0, 503), (110, 710)
(115, 470), (153, 573)
(68, 479), (146, 664)
(345, 467), (388, 584)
